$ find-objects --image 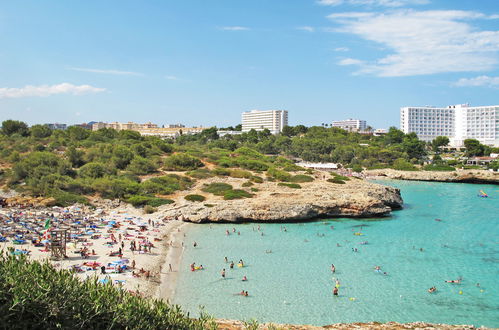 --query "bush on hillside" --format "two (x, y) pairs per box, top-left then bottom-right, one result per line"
(186, 168), (214, 179)
(229, 169), (252, 179)
(278, 182), (301, 189)
(289, 174), (314, 183)
(184, 194), (206, 202)
(201, 182), (233, 196)
(266, 167), (292, 182)
(327, 178), (346, 184)
(223, 189), (253, 200)
(212, 167), (231, 176)
(392, 158), (418, 171)
(423, 164), (456, 171)
(250, 175), (264, 183)
(164, 153), (203, 171)
(0, 255), (214, 329)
